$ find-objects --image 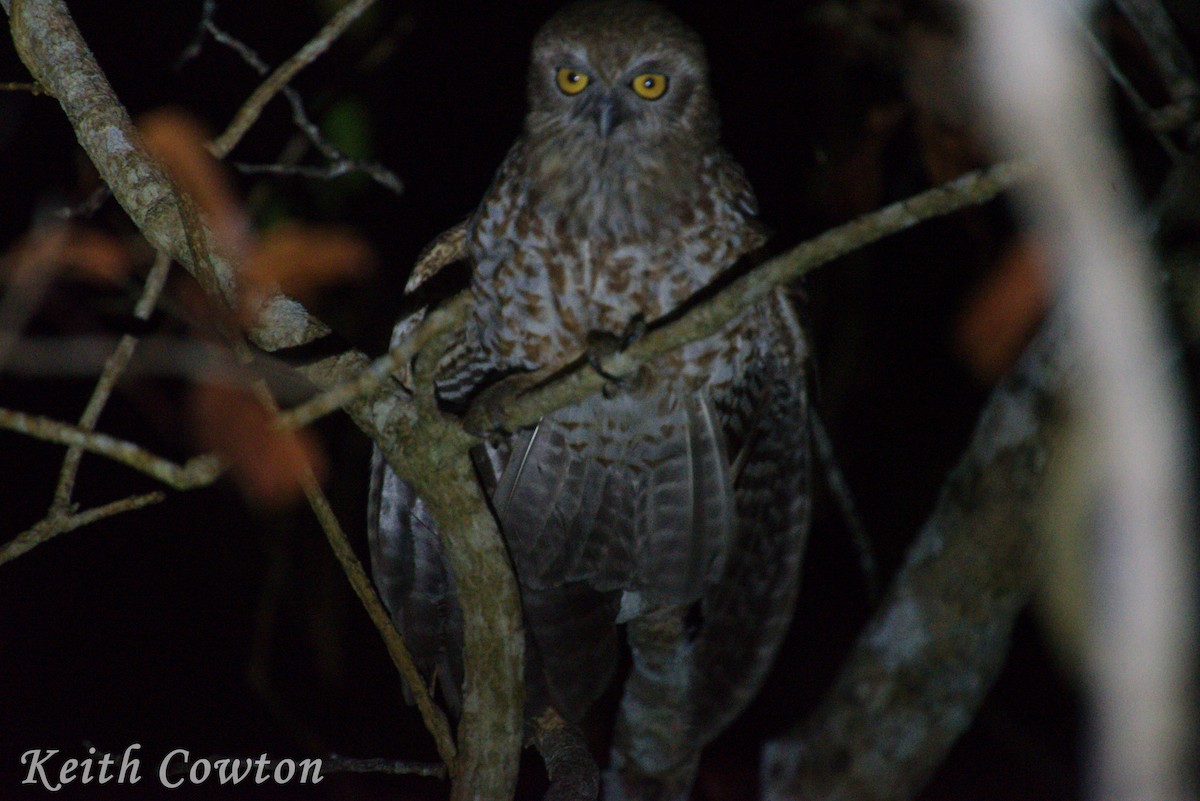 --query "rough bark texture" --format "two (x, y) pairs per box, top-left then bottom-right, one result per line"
(7, 2), (524, 797)
(761, 313), (1072, 801)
